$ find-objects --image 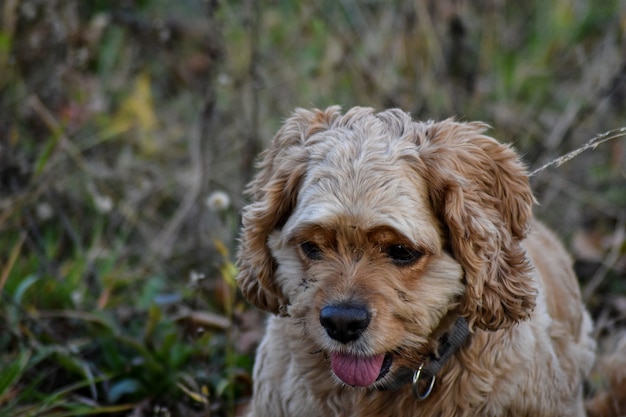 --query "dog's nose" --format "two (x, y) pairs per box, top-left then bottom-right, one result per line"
(319, 304), (371, 344)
